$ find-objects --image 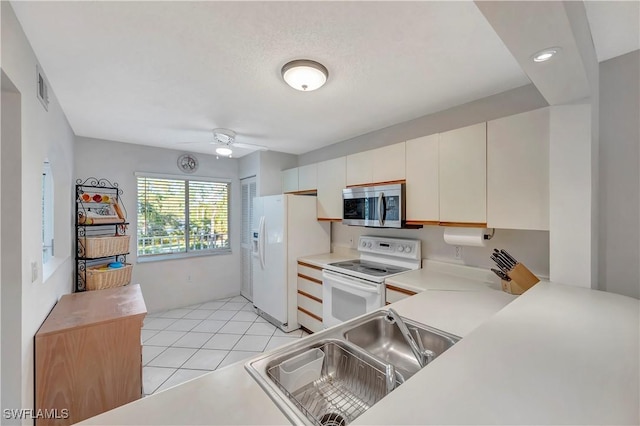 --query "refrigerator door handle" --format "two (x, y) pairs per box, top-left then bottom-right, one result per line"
(259, 216), (266, 269)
